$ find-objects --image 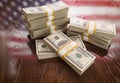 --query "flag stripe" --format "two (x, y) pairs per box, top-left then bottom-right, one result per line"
(77, 15), (120, 20)
(68, 6), (120, 17)
(63, 0), (120, 7)
(9, 36), (29, 43)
